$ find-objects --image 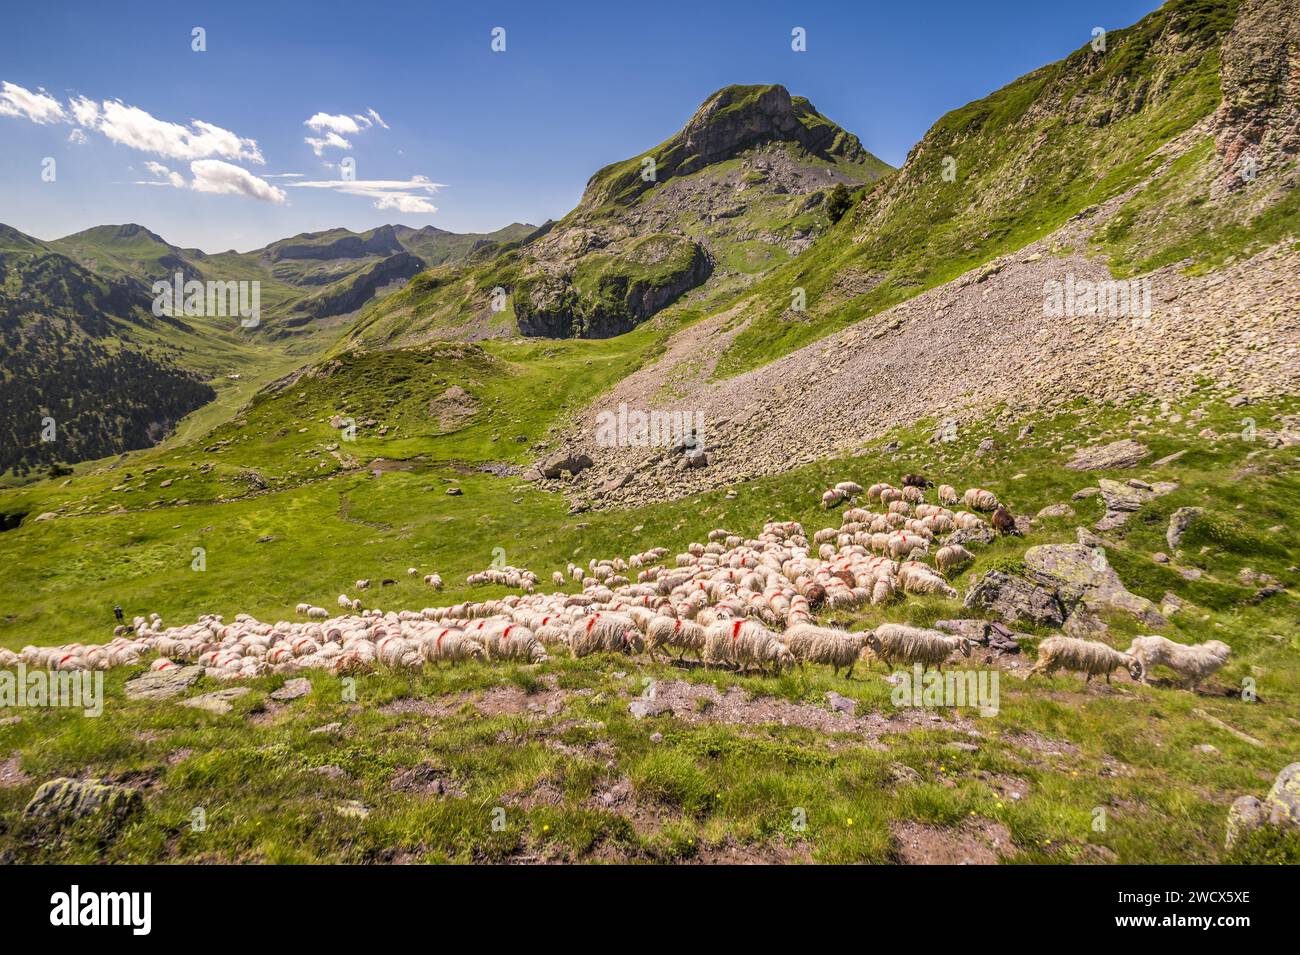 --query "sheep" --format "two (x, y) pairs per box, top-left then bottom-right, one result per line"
(822, 489), (845, 508)
(306, 607), (329, 620)
(421, 628), (487, 665)
(645, 616), (707, 662)
(568, 614), (643, 657)
(355, 579), (371, 591)
(703, 619), (794, 674)
(553, 571), (566, 586)
(424, 573), (443, 589)
(991, 504), (1020, 536)
(1028, 636), (1142, 684)
(902, 474), (933, 489)
(867, 623), (970, 672)
(934, 544), (975, 576)
(1124, 636), (1230, 690)
(938, 484), (959, 506)
(782, 623), (871, 678)
(896, 560), (958, 599)
(962, 488), (999, 512)
(834, 481), (863, 497)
